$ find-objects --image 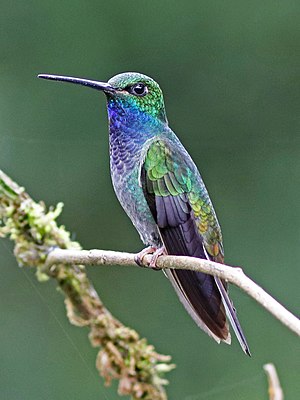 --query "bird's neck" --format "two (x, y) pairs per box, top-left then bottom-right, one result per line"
(107, 97), (166, 149)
